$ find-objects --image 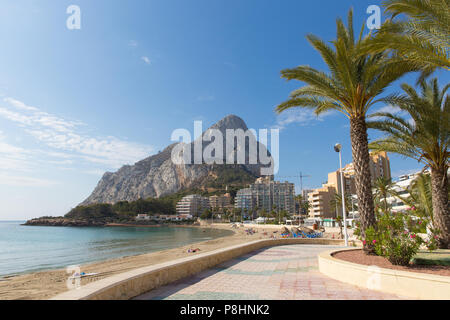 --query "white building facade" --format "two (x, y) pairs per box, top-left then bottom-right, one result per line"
(176, 195), (210, 217)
